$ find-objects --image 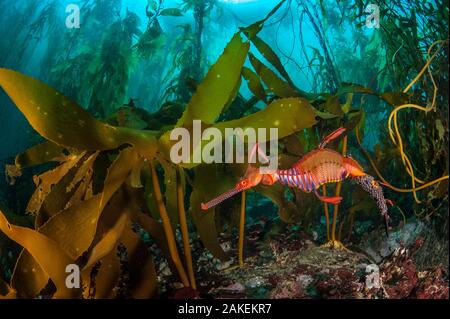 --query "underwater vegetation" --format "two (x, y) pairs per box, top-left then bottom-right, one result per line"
(0, 0), (448, 299)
